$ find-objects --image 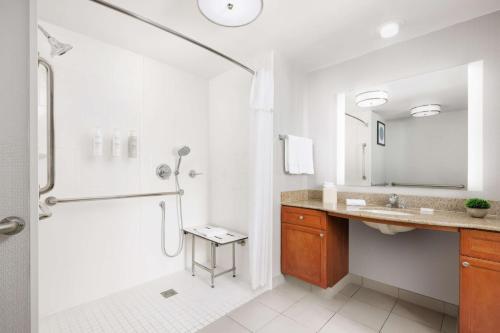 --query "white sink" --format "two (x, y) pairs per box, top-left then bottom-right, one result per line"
(360, 209), (415, 235)
(361, 209), (412, 216)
